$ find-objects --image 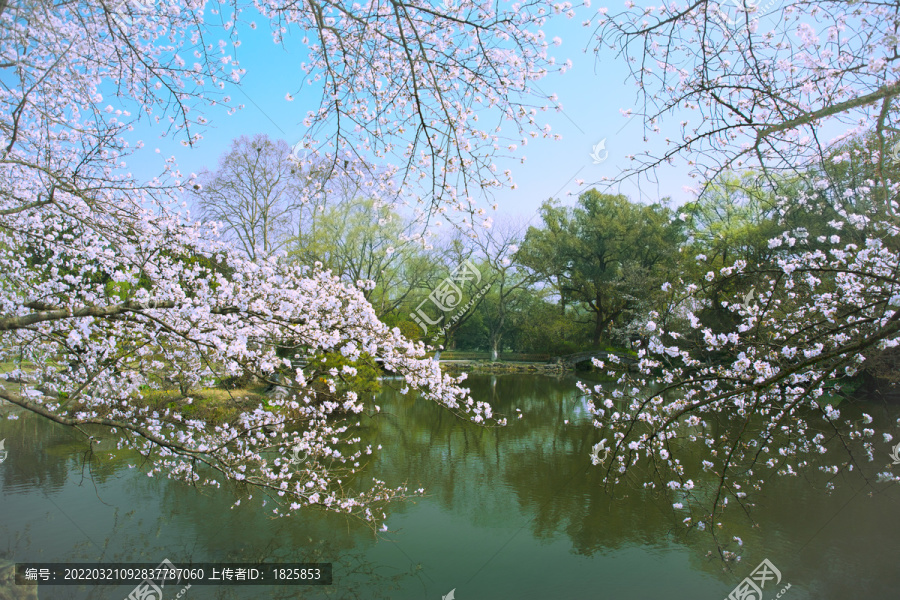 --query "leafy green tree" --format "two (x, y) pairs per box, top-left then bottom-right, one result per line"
(505, 295), (591, 355)
(675, 172), (784, 338)
(519, 191), (685, 346)
(451, 308), (489, 351)
(675, 167), (882, 346)
(289, 199), (436, 318)
(468, 218), (535, 360)
(679, 172), (782, 270)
